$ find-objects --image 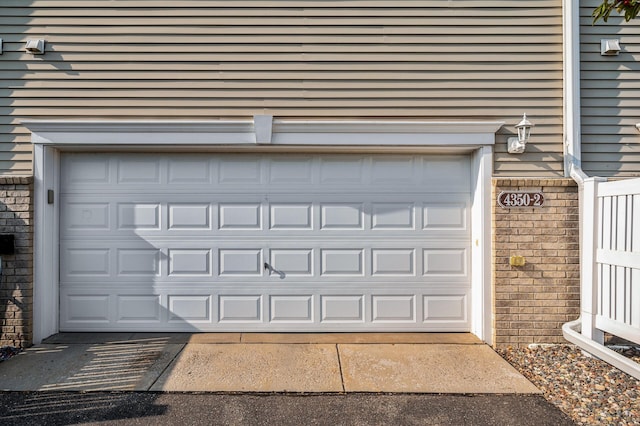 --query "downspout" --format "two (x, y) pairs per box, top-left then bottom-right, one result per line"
(563, 0), (588, 183)
(561, 0), (640, 380)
